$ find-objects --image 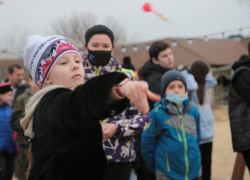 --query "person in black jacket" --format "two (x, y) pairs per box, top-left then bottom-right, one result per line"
(142, 41), (174, 110)
(229, 54), (250, 173)
(20, 35), (160, 180)
(122, 56), (135, 71)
